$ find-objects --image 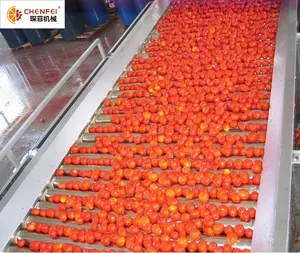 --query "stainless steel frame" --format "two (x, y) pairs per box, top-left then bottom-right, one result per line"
(108, 1), (152, 55)
(0, 0), (171, 250)
(0, 39), (106, 169)
(0, 0), (297, 251)
(0, 42), (108, 200)
(251, 0), (298, 251)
